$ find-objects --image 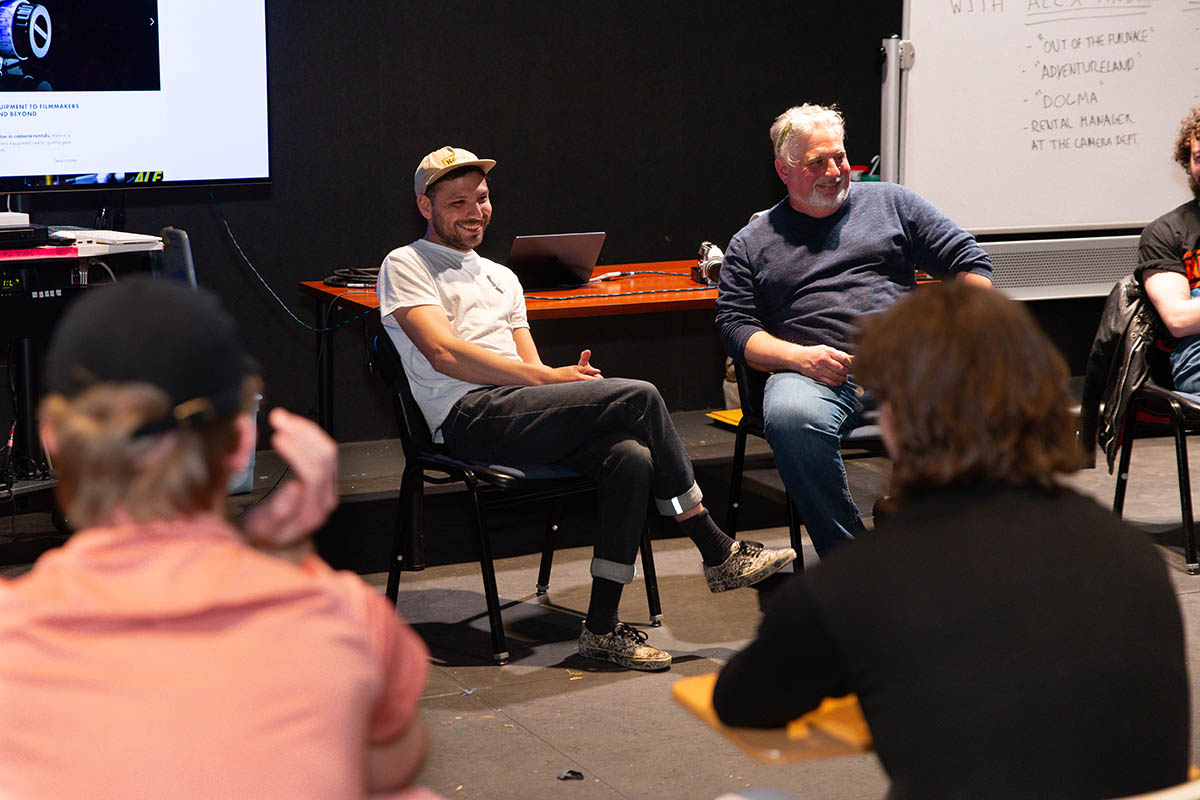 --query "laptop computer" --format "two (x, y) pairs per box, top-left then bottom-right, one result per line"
(505, 232), (606, 291)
